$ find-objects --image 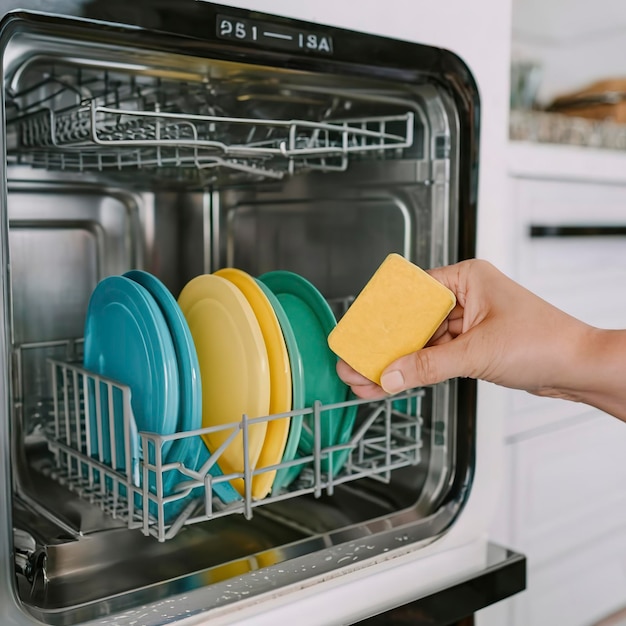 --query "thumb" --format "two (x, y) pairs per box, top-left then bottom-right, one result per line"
(380, 339), (470, 394)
